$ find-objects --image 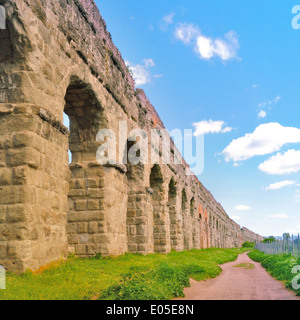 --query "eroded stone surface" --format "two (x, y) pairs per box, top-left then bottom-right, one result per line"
(0, 0), (263, 272)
